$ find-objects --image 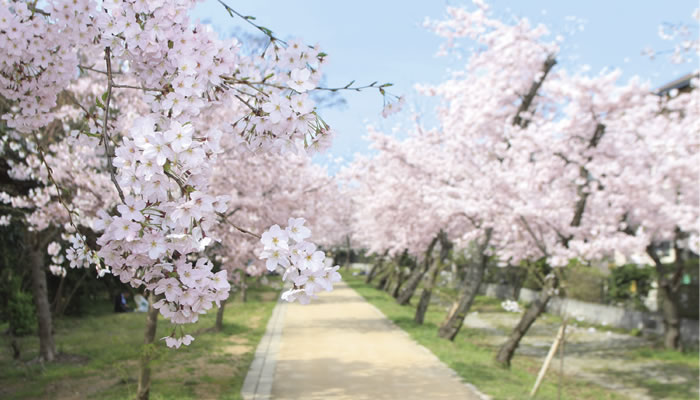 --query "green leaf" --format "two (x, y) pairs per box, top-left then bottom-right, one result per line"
(96, 98), (105, 109)
(101, 92), (109, 102)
